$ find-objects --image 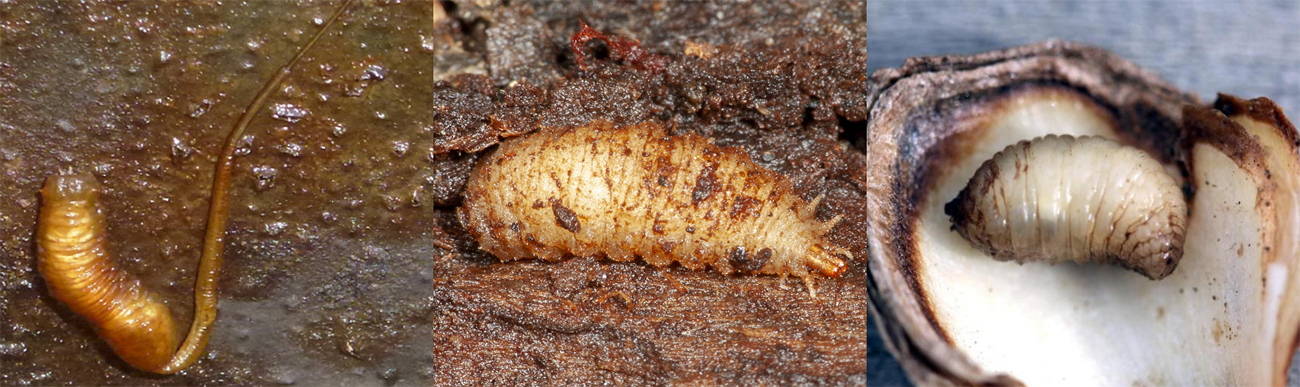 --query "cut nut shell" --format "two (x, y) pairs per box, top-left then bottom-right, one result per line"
(863, 41), (1300, 386)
